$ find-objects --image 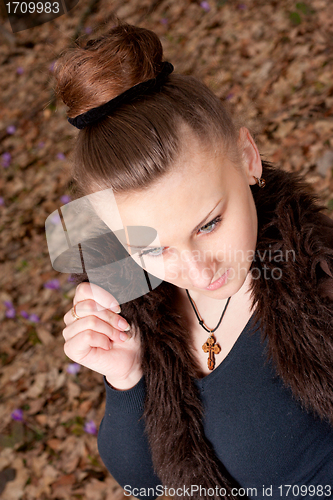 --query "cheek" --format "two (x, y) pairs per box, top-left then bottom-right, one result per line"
(238, 209), (257, 257)
(240, 203), (258, 261)
(213, 201), (257, 262)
